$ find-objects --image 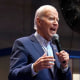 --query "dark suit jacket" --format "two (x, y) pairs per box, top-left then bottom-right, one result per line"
(8, 34), (72, 80)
